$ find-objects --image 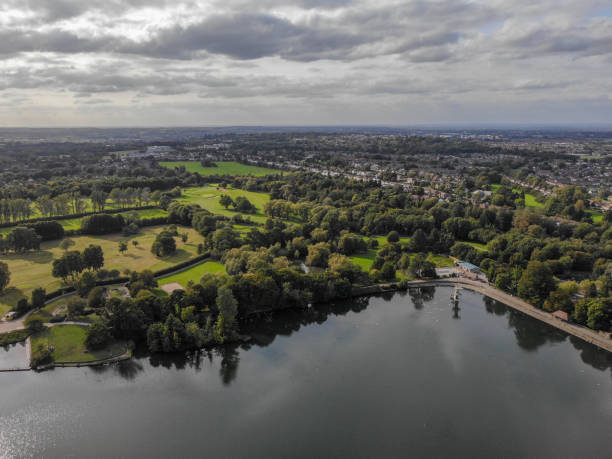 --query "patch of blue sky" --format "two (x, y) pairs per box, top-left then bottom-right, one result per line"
(590, 8), (612, 18)
(478, 20), (505, 35)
